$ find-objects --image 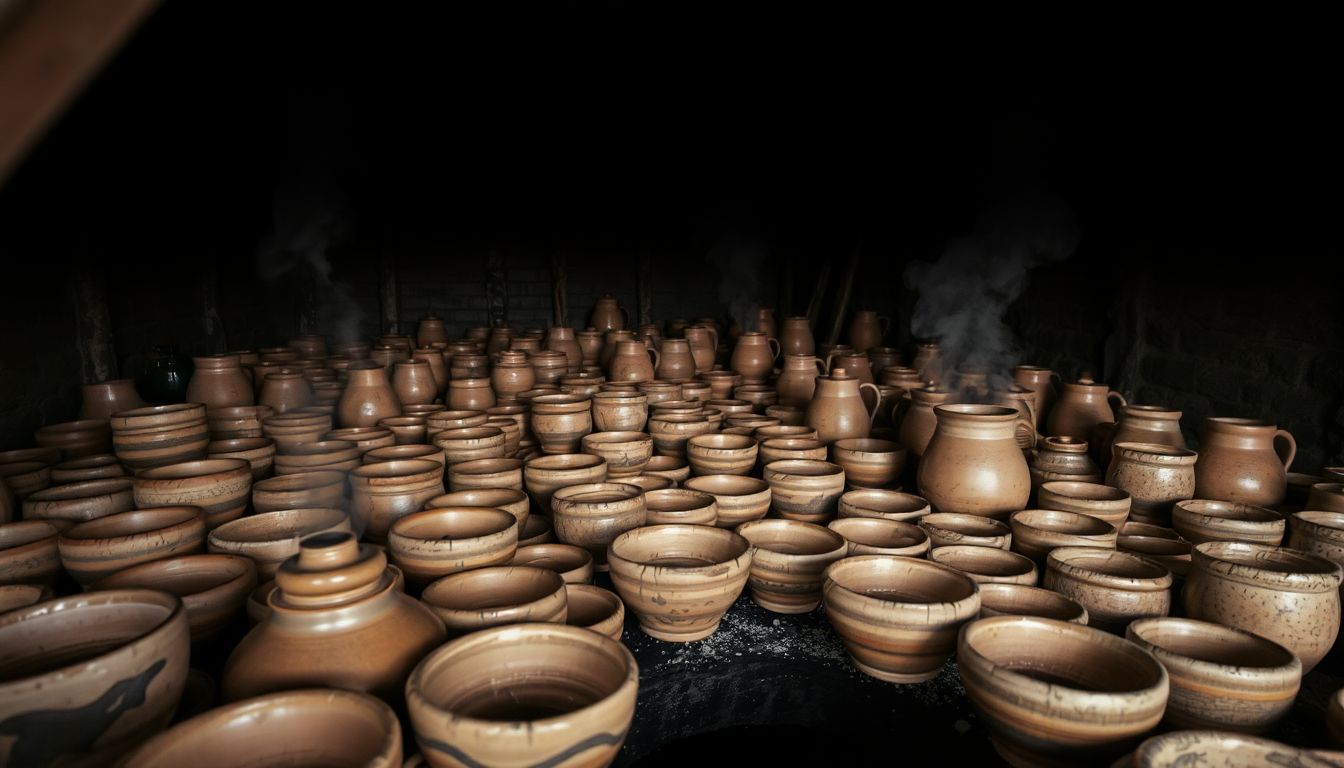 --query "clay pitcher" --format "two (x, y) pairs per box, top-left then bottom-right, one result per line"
(752, 308), (778, 339)
(1046, 378), (1126, 442)
(779, 316), (815, 357)
(899, 385), (952, 460)
(545, 326), (583, 372)
(338, 362), (403, 428)
(805, 368), (881, 444)
(684, 325), (719, 375)
(825, 350), (874, 385)
(993, 386), (1040, 452)
(917, 404), (1031, 519)
(1094, 404), (1186, 471)
(911, 342), (944, 384)
(600, 330), (636, 376)
(776, 354), (827, 408)
(848, 310), (889, 353)
(1194, 418), (1296, 507)
(656, 339), (696, 382)
(576, 329), (604, 367)
(1013, 365), (1058, 431)
(730, 332), (780, 383)
(609, 340), (660, 384)
(590, 294), (628, 333)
